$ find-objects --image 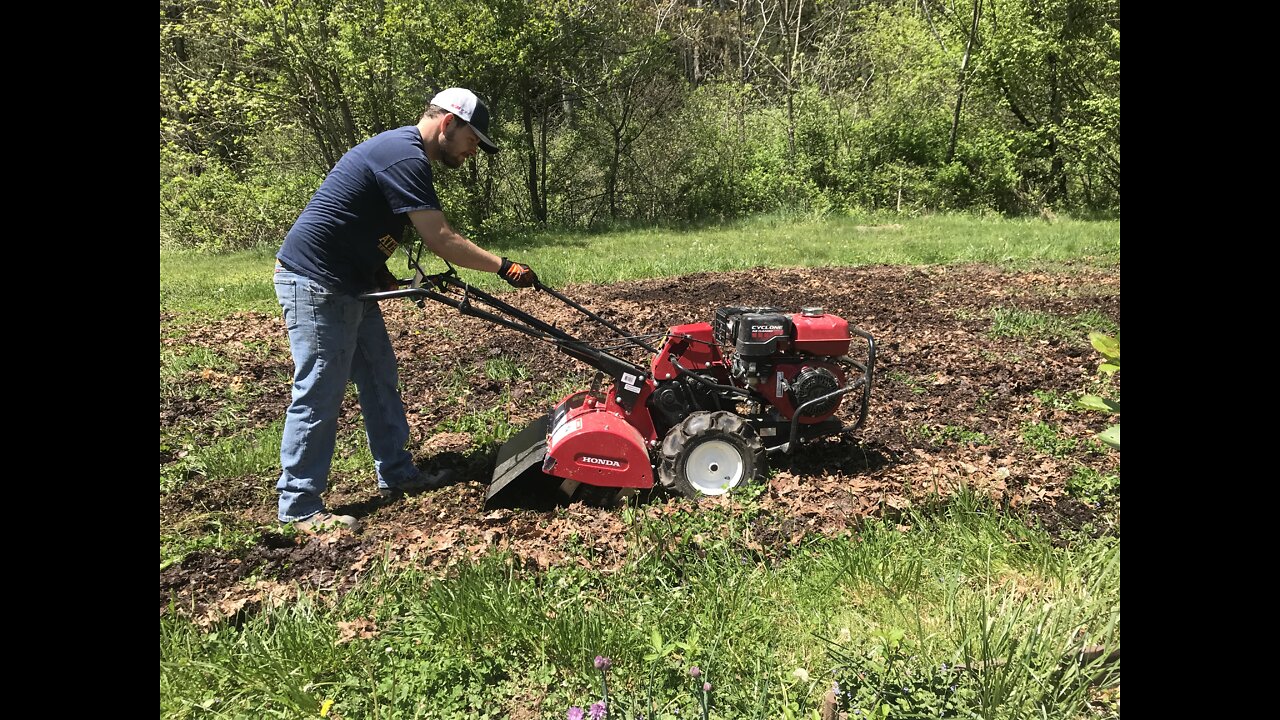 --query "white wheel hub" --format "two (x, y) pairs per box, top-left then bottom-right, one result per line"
(686, 439), (745, 495)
